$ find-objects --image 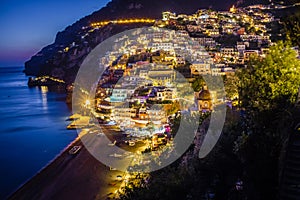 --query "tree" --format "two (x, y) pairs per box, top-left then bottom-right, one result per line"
(232, 41), (300, 199)
(164, 101), (181, 116)
(237, 41), (300, 112)
(224, 74), (239, 101)
(283, 11), (300, 46)
(192, 76), (205, 92)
